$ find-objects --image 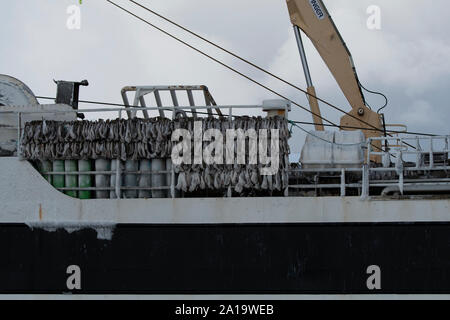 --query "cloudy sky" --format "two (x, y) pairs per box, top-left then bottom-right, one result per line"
(2, 0), (450, 153)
